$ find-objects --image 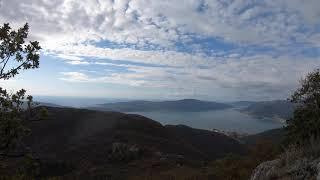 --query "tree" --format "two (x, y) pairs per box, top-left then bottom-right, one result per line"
(286, 69), (320, 146)
(0, 23), (41, 156)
